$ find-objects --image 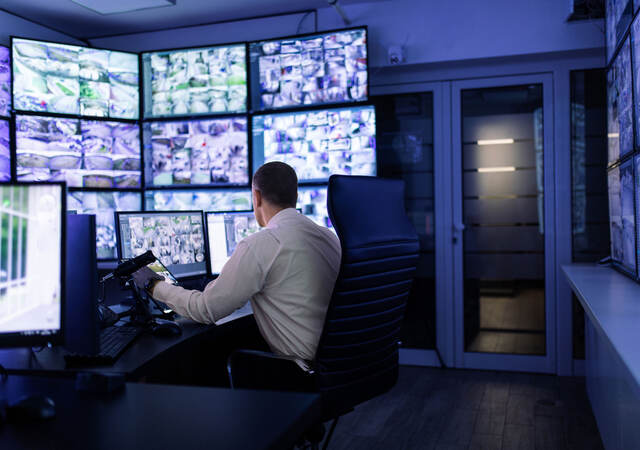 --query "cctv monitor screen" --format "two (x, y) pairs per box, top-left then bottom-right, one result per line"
(249, 27), (368, 111)
(297, 186), (332, 229)
(12, 37), (139, 119)
(117, 211), (207, 278)
(0, 119), (10, 181)
(608, 160), (636, 274)
(16, 115), (141, 188)
(0, 46), (10, 117)
(143, 117), (248, 187)
(142, 43), (247, 118)
(0, 183), (64, 347)
(607, 37), (633, 165)
(144, 188), (252, 212)
(252, 105), (376, 182)
(206, 211), (260, 274)
(67, 190), (141, 260)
